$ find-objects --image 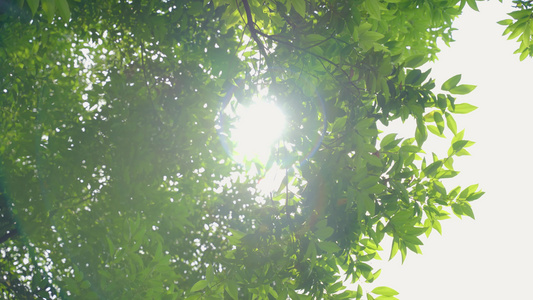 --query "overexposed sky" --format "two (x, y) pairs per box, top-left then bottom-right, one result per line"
(364, 1), (533, 299)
